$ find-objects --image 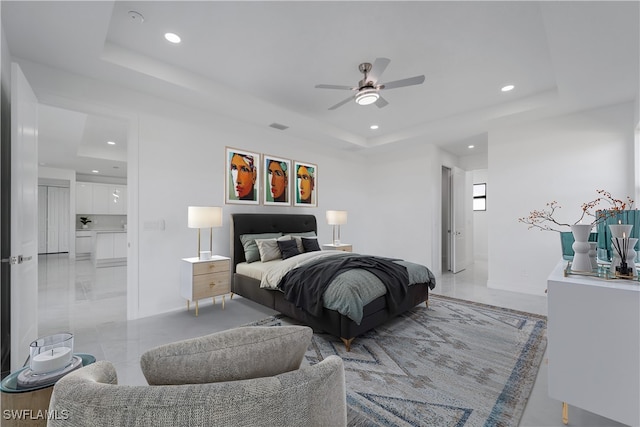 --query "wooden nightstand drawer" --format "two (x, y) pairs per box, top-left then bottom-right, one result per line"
(192, 272), (230, 300)
(322, 243), (352, 252)
(193, 259), (230, 276)
(181, 256), (232, 316)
